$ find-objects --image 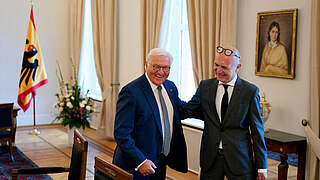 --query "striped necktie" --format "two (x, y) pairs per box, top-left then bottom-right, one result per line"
(157, 86), (171, 156)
